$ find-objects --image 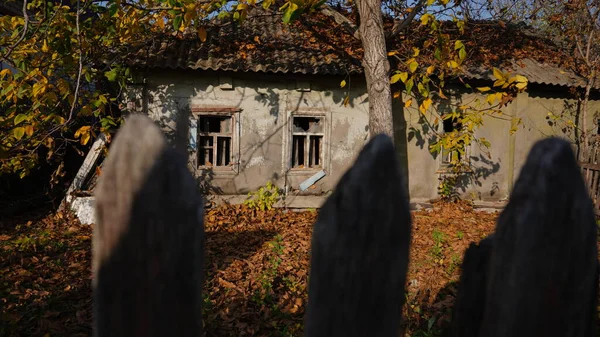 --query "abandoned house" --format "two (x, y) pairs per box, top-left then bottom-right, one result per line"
(119, 9), (600, 207)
